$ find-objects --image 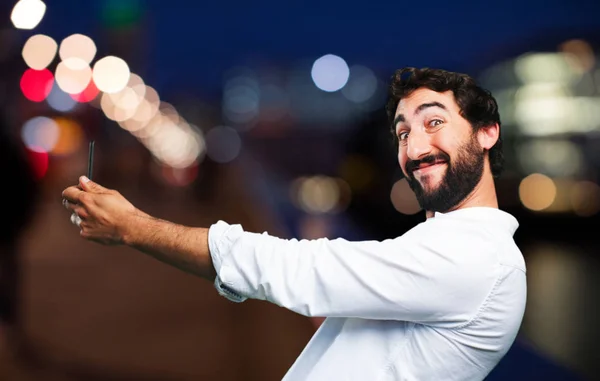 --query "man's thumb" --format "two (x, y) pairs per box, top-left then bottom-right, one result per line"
(79, 176), (106, 193)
